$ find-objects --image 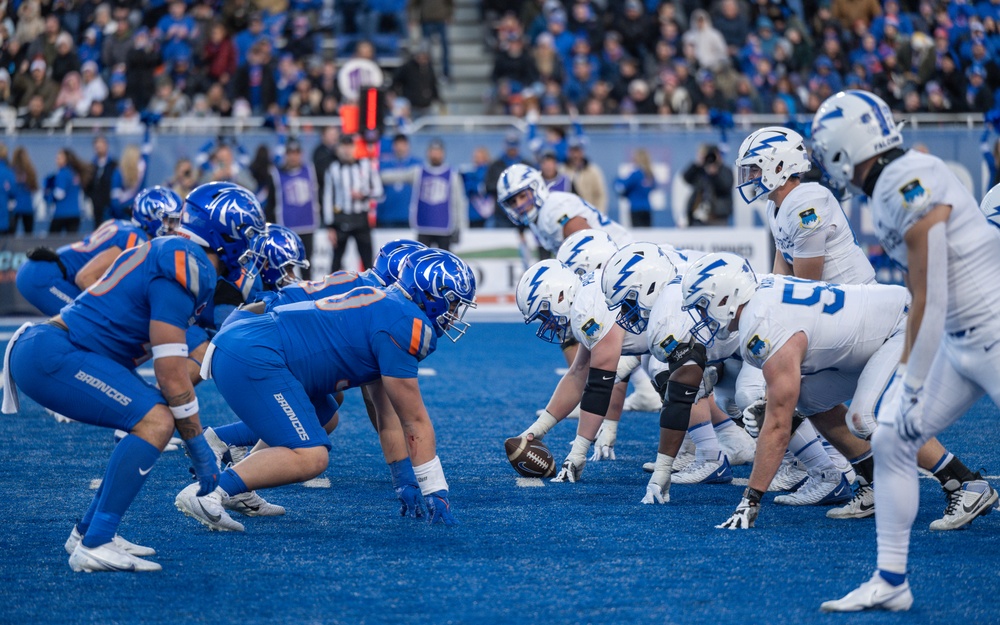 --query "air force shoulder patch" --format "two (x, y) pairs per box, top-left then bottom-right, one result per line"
(746, 334), (770, 360)
(582, 318), (601, 337)
(557, 214), (570, 225)
(798, 207), (820, 229)
(899, 179), (930, 210)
